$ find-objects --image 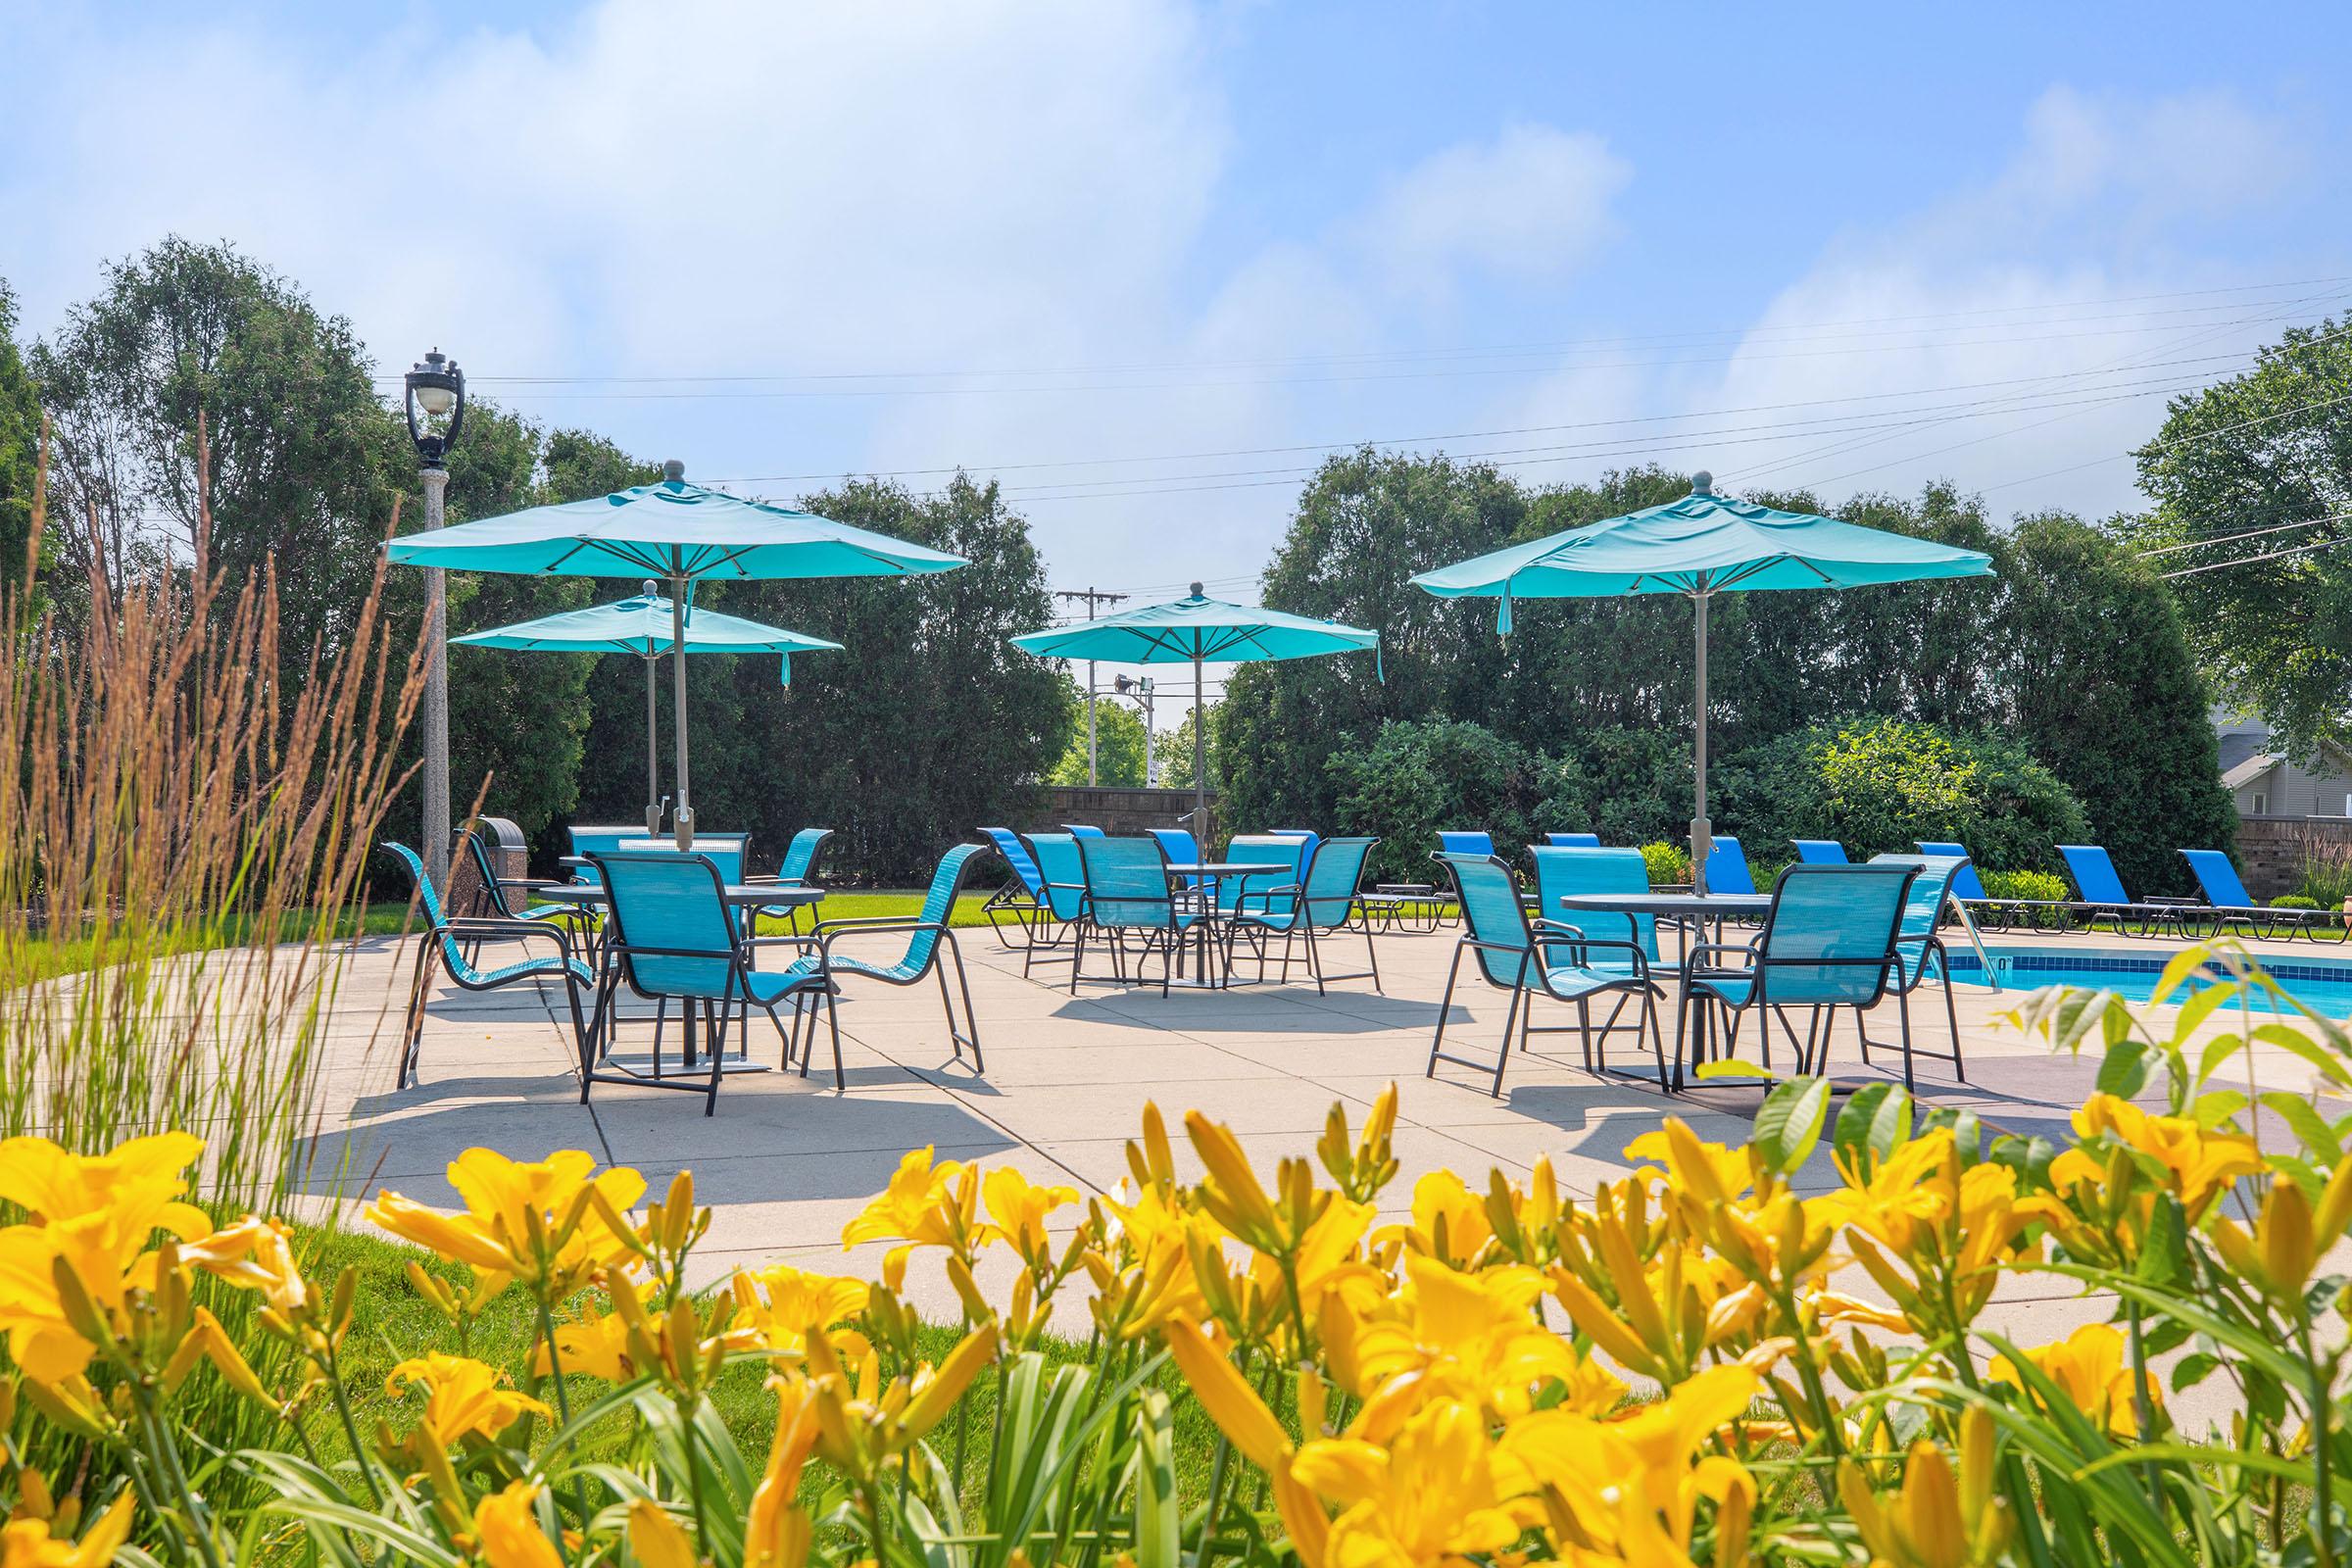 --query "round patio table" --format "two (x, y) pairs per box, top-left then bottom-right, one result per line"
(1164, 861), (1289, 988)
(1557, 890), (1774, 1088)
(536, 882), (826, 1077)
